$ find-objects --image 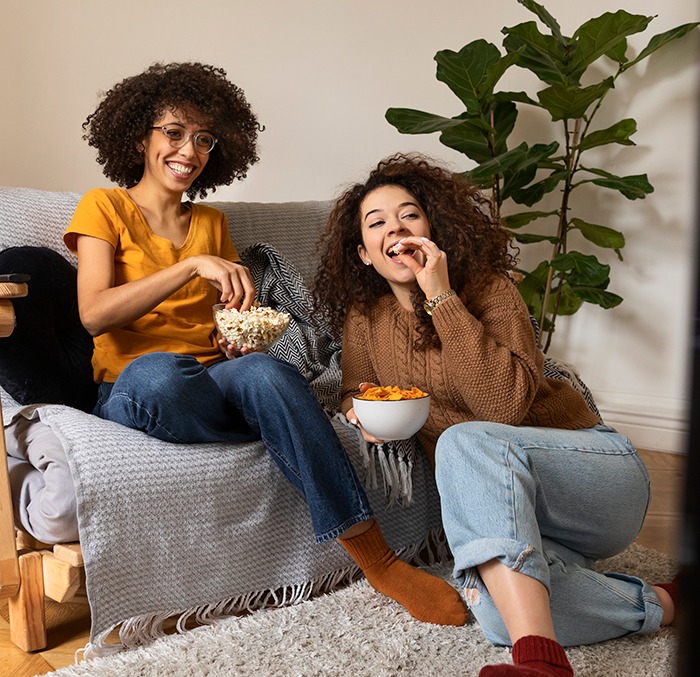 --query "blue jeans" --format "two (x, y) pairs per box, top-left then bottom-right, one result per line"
(94, 351), (373, 543)
(434, 421), (662, 647)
